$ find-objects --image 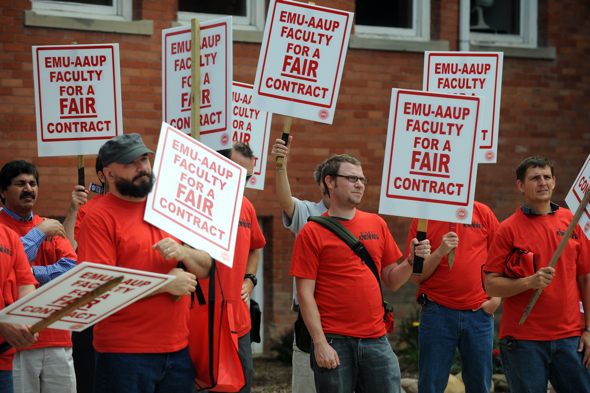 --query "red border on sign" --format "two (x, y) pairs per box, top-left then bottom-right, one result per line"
(385, 90), (480, 207)
(232, 82), (269, 176)
(425, 53), (500, 150)
(164, 22), (229, 136)
(151, 127), (242, 251)
(256, 0), (350, 108)
(5, 265), (167, 326)
(37, 45), (120, 142)
(572, 159), (590, 220)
